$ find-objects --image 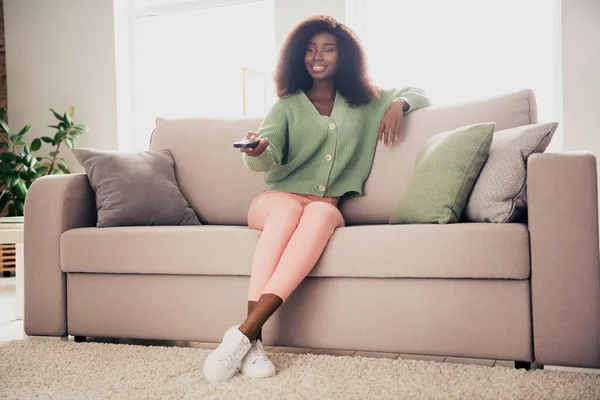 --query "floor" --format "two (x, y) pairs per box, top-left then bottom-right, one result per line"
(1, 277), (597, 374)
